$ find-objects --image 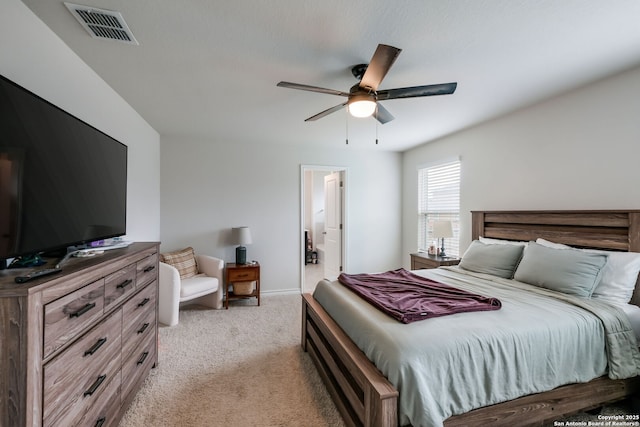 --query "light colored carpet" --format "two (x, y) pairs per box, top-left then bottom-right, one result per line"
(120, 293), (638, 427)
(119, 294), (344, 427)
